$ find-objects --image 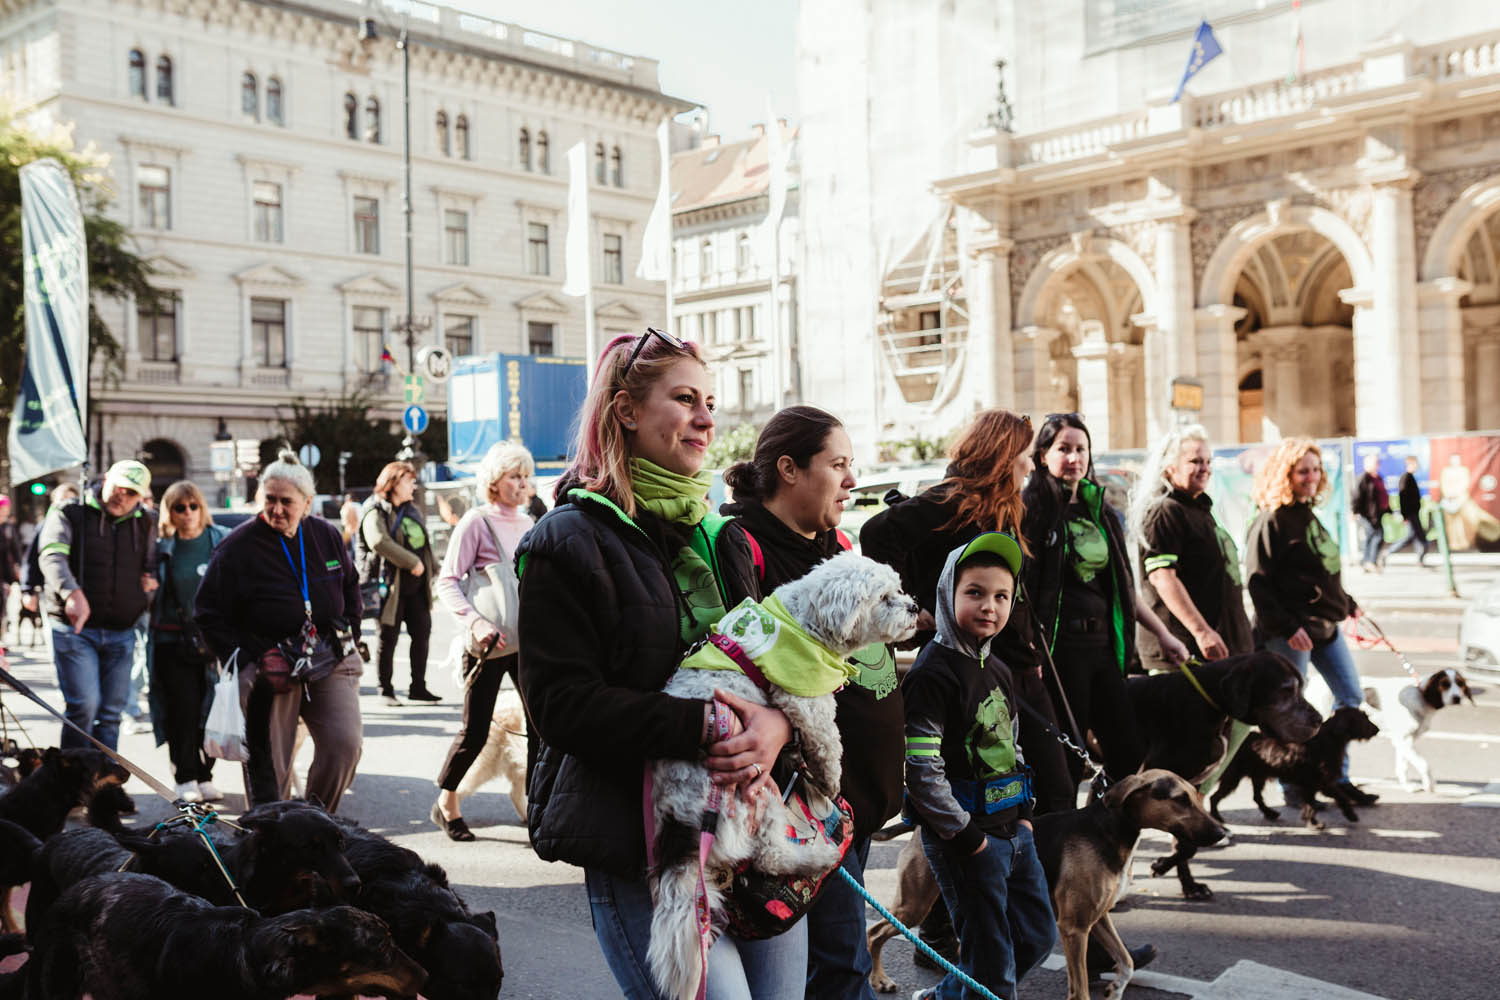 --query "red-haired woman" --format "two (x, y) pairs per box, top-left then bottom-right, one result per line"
(516, 329), (802, 999)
